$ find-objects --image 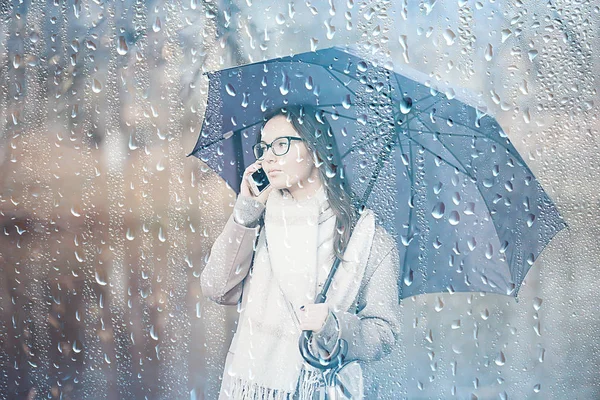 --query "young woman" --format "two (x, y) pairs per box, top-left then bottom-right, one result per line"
(201, 105), (401, 399)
